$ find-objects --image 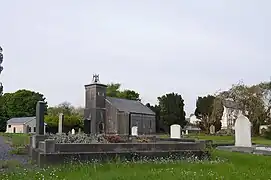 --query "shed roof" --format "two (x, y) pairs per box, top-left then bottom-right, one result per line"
(7, 117), (47, 126)
(106, 97), (155, 115)
(7, 117), (36, 124)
